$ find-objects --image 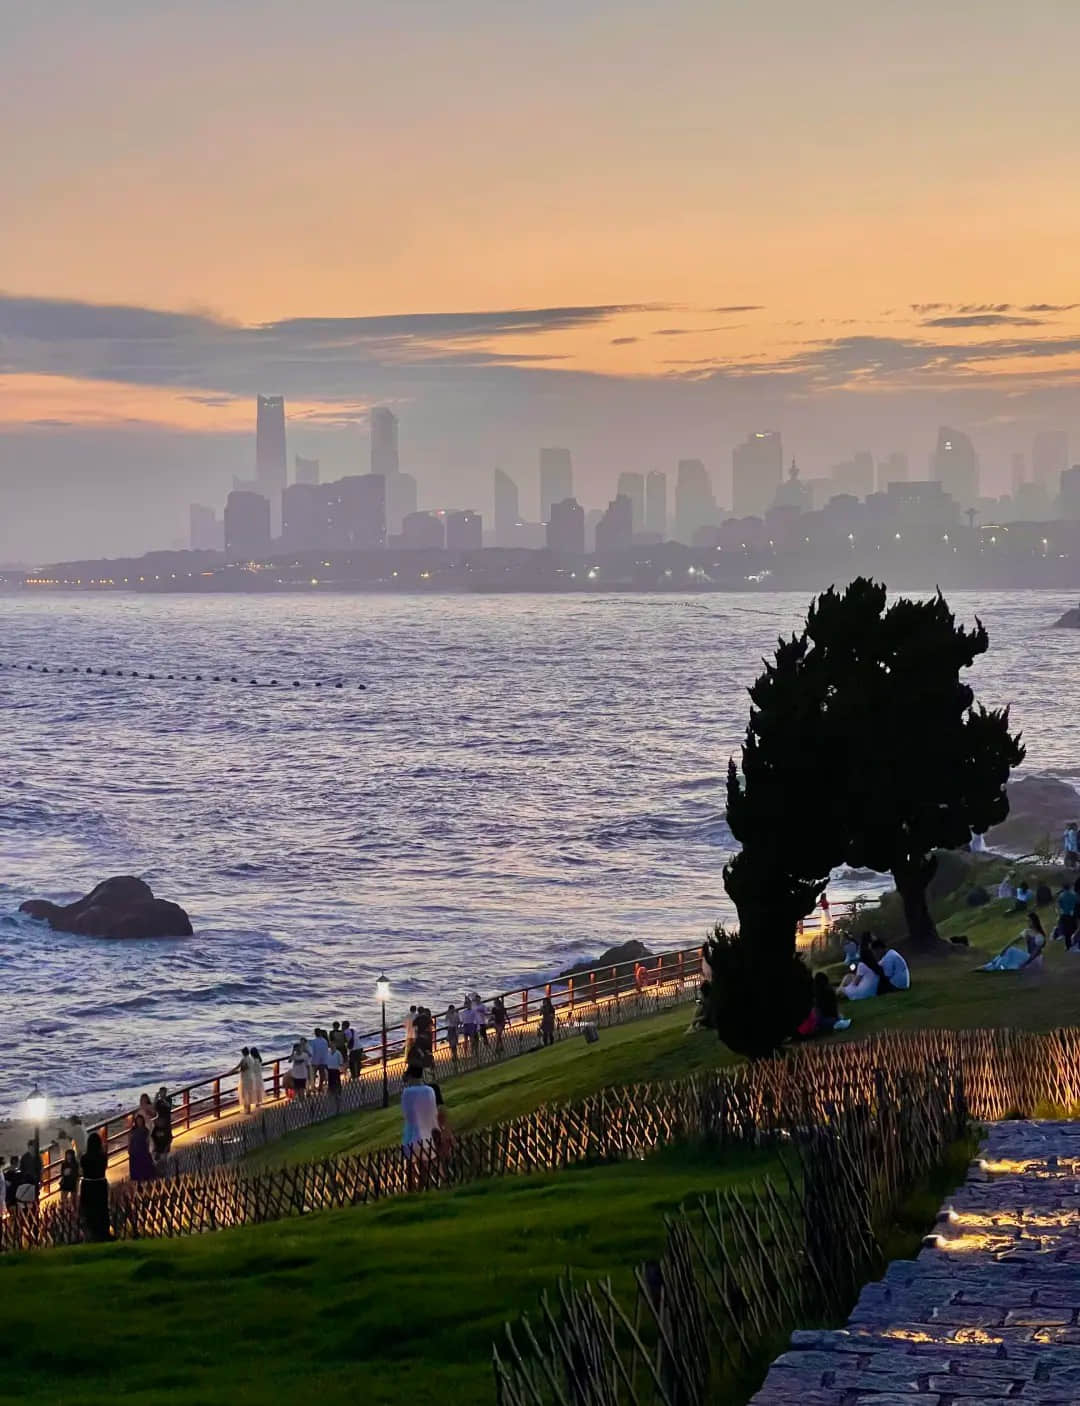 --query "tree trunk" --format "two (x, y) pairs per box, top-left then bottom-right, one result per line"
(893, 856), (943, 953)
